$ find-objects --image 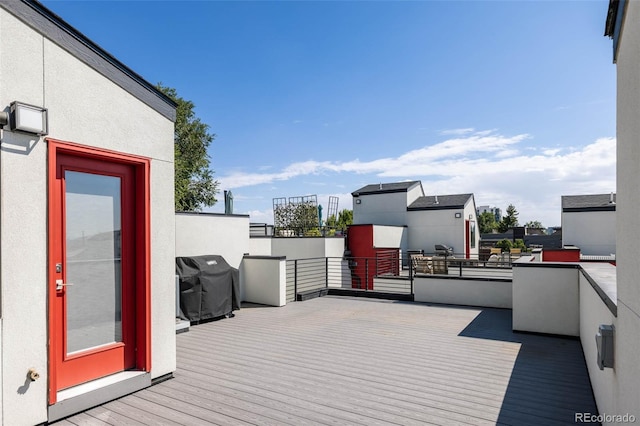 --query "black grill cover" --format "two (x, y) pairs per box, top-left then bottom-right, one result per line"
(176, 255), (240, 322)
